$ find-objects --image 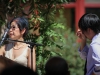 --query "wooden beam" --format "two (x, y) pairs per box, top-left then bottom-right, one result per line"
(85, 3), (100, 8)
(61, 3), (76, 8)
